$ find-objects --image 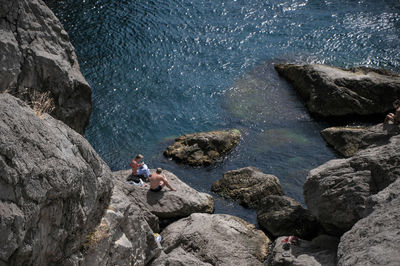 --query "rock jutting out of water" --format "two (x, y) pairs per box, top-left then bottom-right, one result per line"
(164, 129), (241, 166)
(0, 0), (92, 134)
(275, 63), (400, 120)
